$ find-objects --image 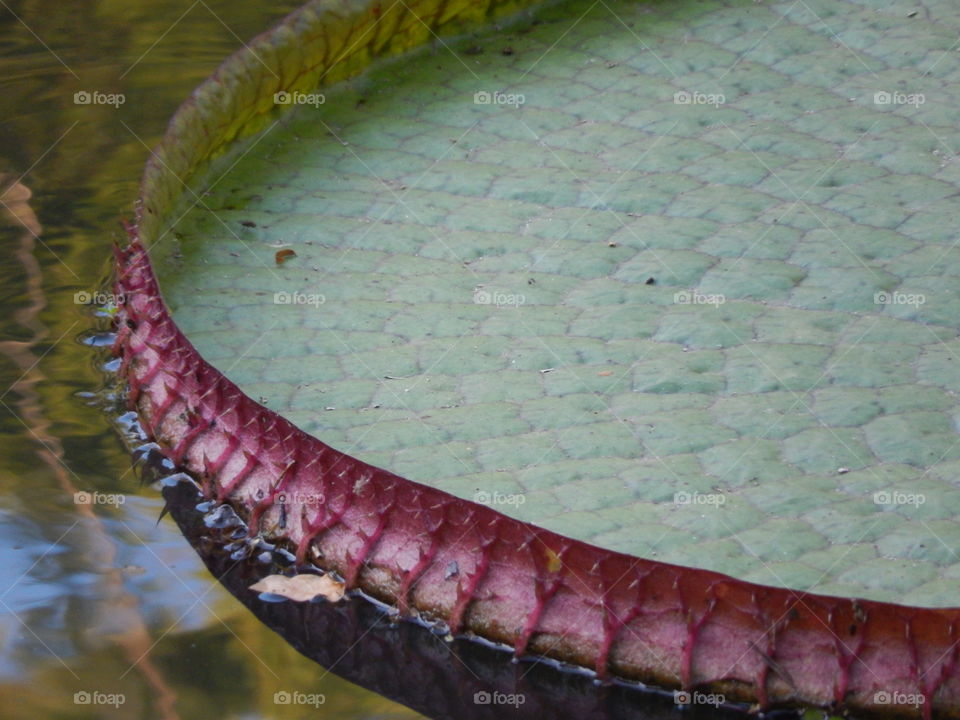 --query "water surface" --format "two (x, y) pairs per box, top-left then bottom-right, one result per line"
(0, 3), (423, 717)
